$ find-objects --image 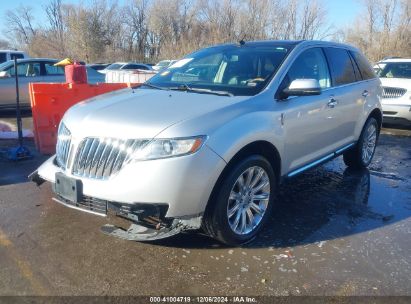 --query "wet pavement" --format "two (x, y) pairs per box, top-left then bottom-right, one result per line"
(0, 118), (410, 296)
